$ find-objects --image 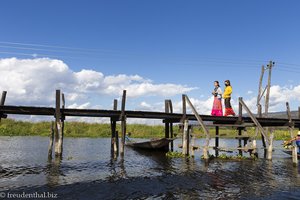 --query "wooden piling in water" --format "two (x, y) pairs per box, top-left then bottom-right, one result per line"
(182, 119), (189, 156)
(286, 102), (298, 165)
(48, 121), (54, 159)
(111, 99), (118, 156)
(164, 100), (170, 151)
(120, 90), (127, 155)
(54, 90), (63, 157)
(164, 100), (170, 139)
(238, 98), (243, 156)
(190, 127), (196, 157)
(168, 100), (174, 151)
(238, 128), (243, 156)
(61, 93), (65, 150)
(215, 126), (219, 157)
(292, 145), (298, 165)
